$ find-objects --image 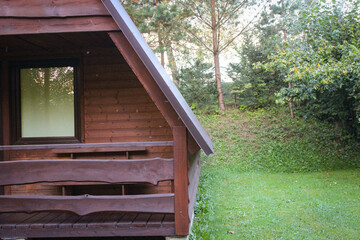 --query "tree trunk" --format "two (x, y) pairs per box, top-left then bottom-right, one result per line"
(158, 33), (165, 67)
(164, 38), (179, 85)
(211, 0), (225, 112)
